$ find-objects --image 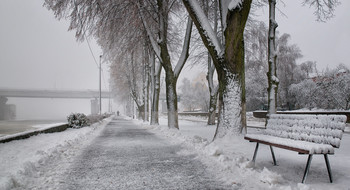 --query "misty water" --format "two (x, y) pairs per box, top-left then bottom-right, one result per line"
(0, 98), (111, 136)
